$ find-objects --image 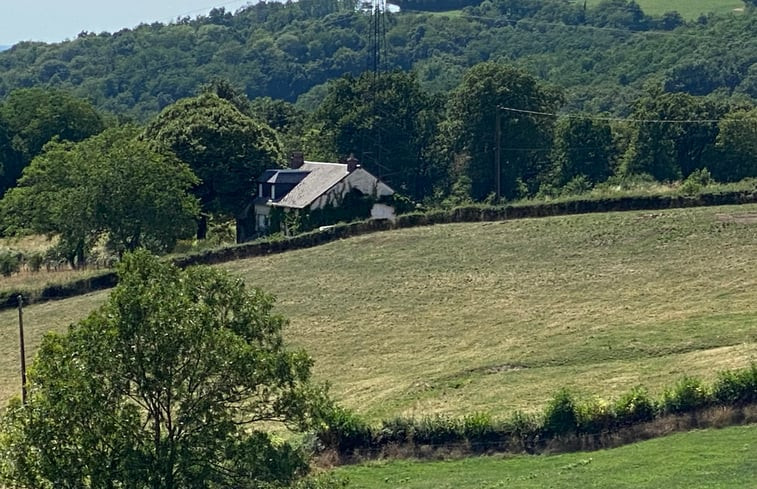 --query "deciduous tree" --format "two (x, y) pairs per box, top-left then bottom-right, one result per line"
(0, 88), (106, 195)
(447, 62), (562, 200)
(622, 91), (724, 181)
(0, 127), (199, 265)
(316, 70), (445, 200)
(0, 251), (324, 489)
(551, 117), (617, 186)
(710, 107), (757, 182)
(143, 93), (284, 242)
